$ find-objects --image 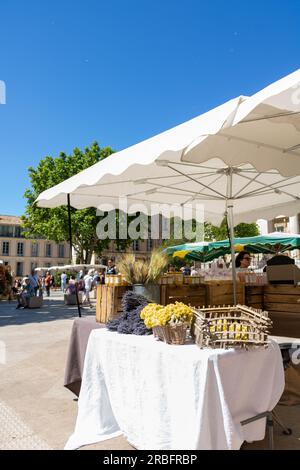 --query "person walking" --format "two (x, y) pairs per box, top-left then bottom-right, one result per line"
(38, 277), (44, 297)
(61, 271), (67, 292)
(83, 269), (94, 307)
(45, 271), (51, 297)
(66, 276), (76, 295)
(50, 274), (55, 289)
